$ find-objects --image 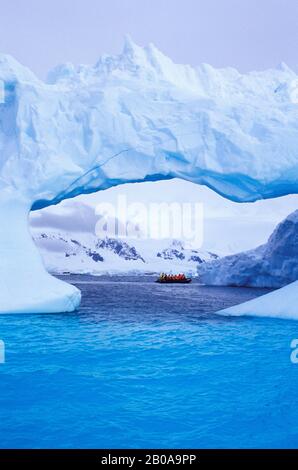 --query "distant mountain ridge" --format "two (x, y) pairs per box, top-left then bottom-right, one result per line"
(33, 231), (218, 275)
